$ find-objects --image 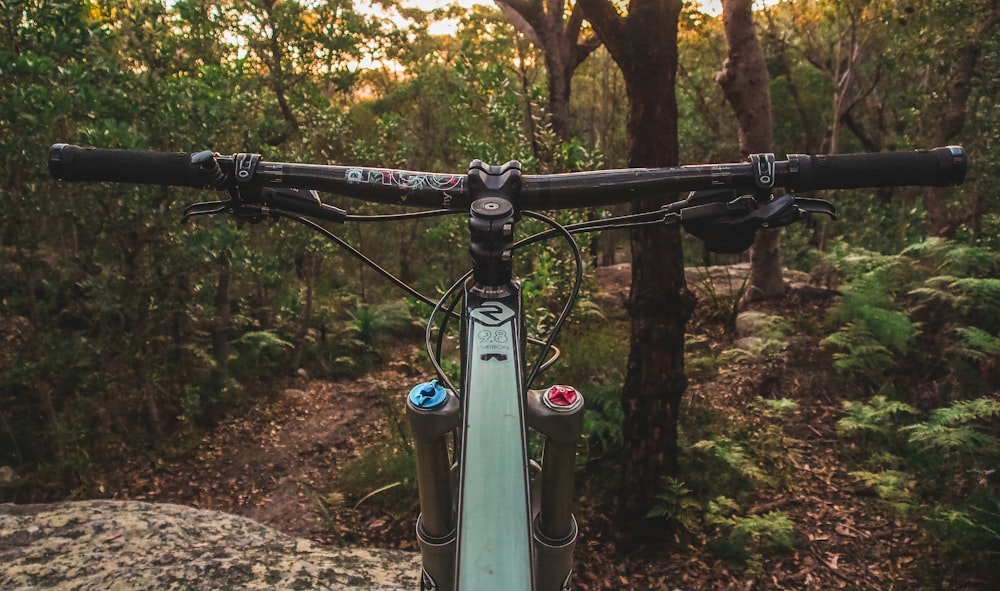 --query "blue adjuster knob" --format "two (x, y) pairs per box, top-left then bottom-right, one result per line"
(408, 381), (448, 410)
